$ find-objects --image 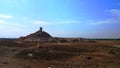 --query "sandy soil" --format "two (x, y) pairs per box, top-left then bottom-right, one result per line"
(0, 40), (120, 68)
(0, 46), (26, 68)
